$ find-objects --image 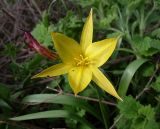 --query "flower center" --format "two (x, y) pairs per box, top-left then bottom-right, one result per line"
(74, 54), (91, 66)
